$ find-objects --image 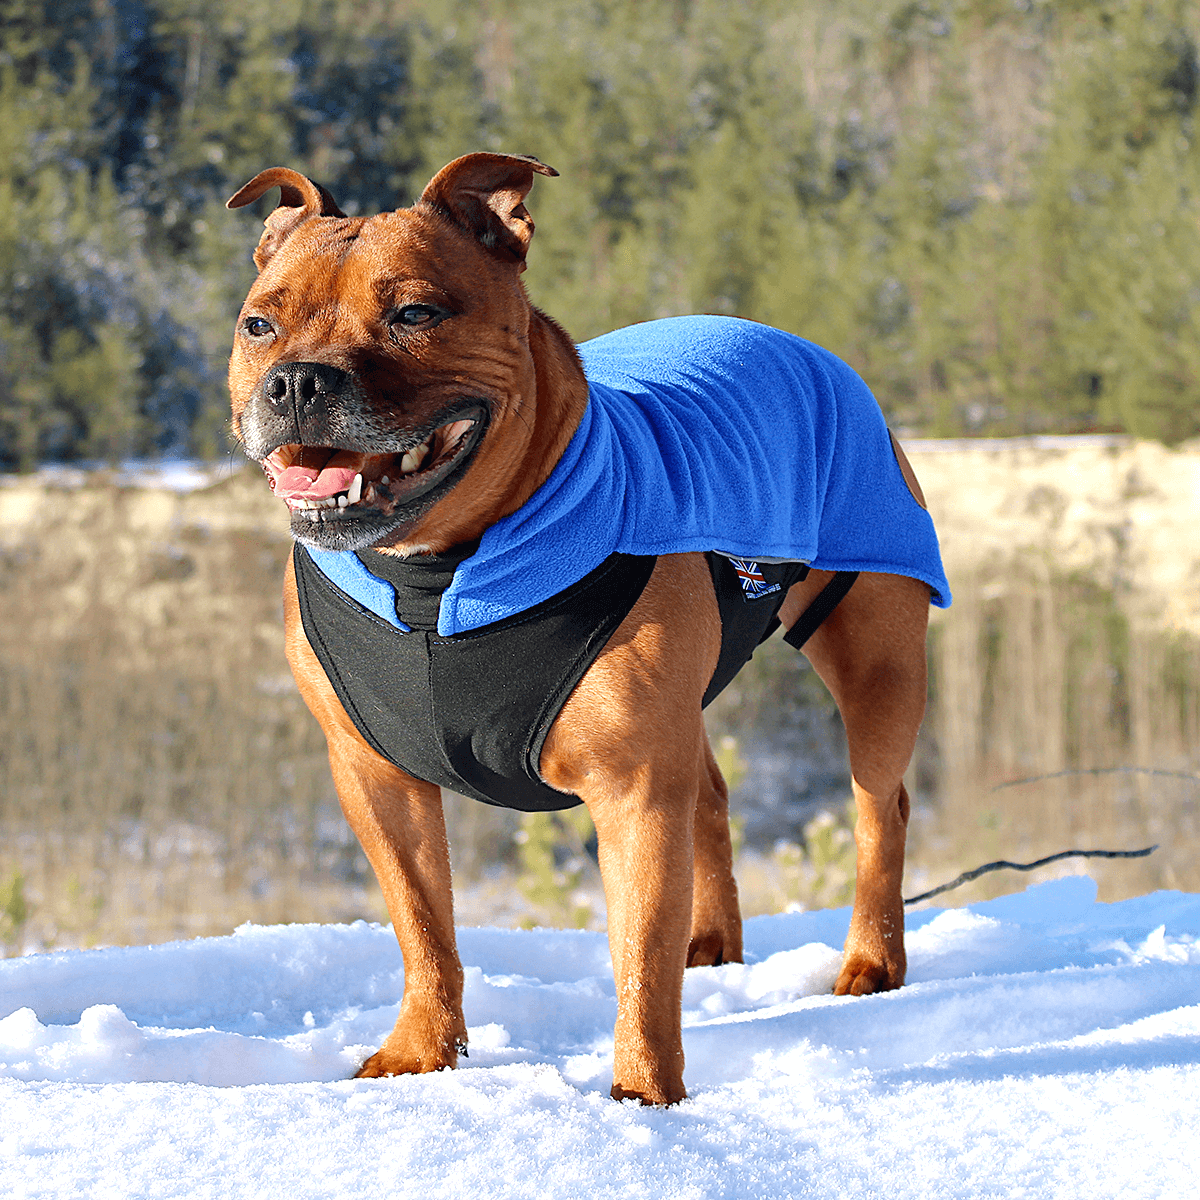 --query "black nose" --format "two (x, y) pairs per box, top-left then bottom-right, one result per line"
(260, 361), (349, 417)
